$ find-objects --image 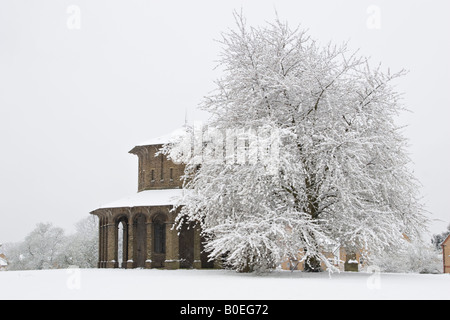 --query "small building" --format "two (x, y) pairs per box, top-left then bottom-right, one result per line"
(0, 254), (7, 271)
(90, 128), (215, 269)
(281, 247), (366, 272)
(442, 234), (450, 274)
